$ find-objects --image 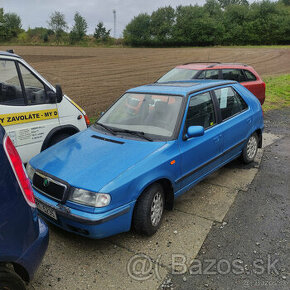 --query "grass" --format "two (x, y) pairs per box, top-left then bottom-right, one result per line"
(263, 74), (290, 112)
